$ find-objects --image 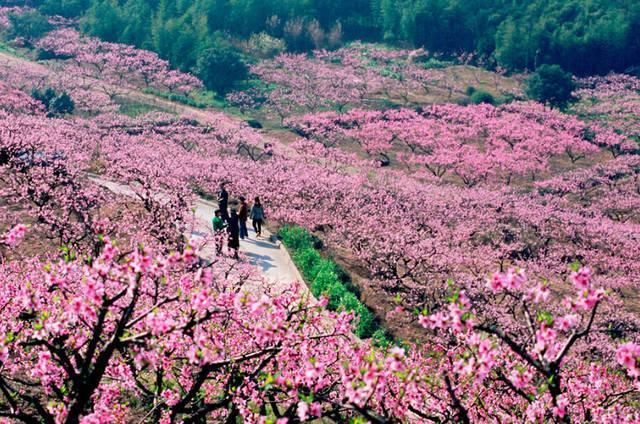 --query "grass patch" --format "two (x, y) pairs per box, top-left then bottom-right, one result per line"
(142, 88), (224, 109)
(0, 38), (29, 59)
(279, 225), (392, 344)
(0, 40), (16, 54)
(114, 97), (175, 117)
